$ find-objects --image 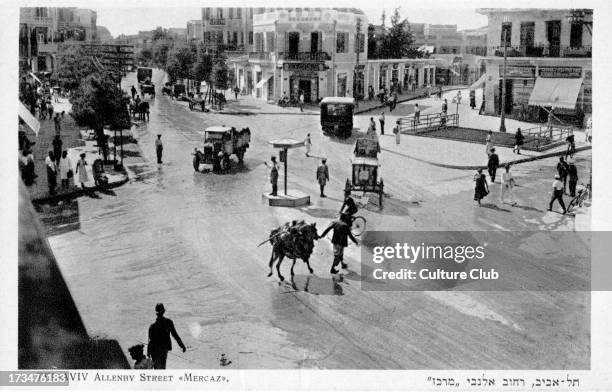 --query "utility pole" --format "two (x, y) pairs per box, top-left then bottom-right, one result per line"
(354, 17), (361, 106)
(499, 25), (508, 133)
